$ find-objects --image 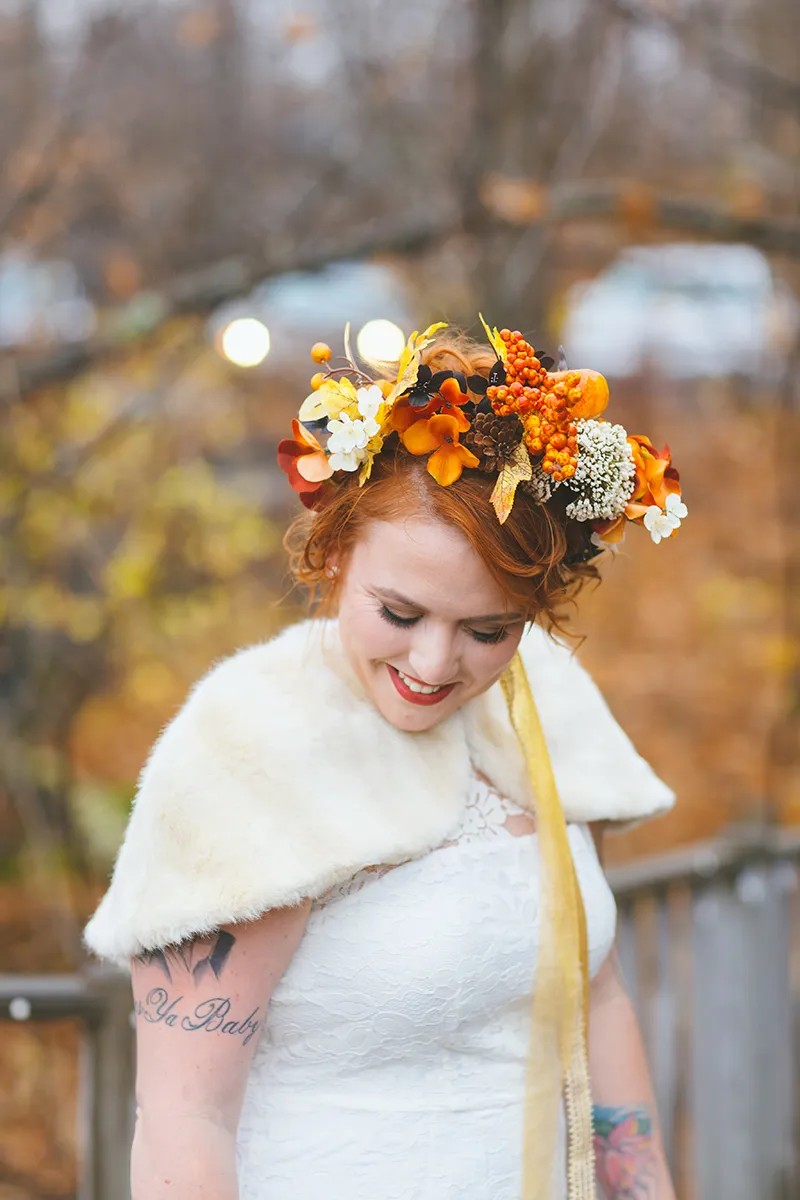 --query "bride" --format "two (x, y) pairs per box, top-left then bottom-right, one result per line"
(84, 322), (683, 1199)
